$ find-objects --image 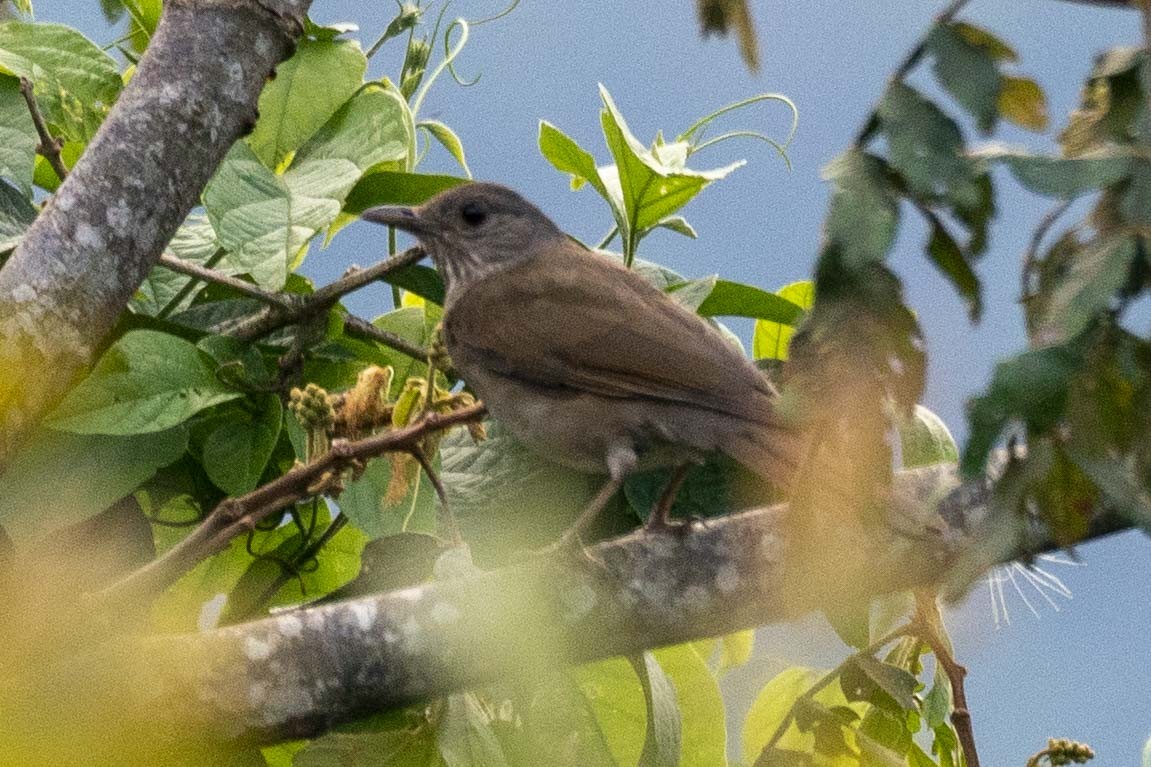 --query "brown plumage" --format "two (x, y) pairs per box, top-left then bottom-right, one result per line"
(363, 183), (798, 524)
